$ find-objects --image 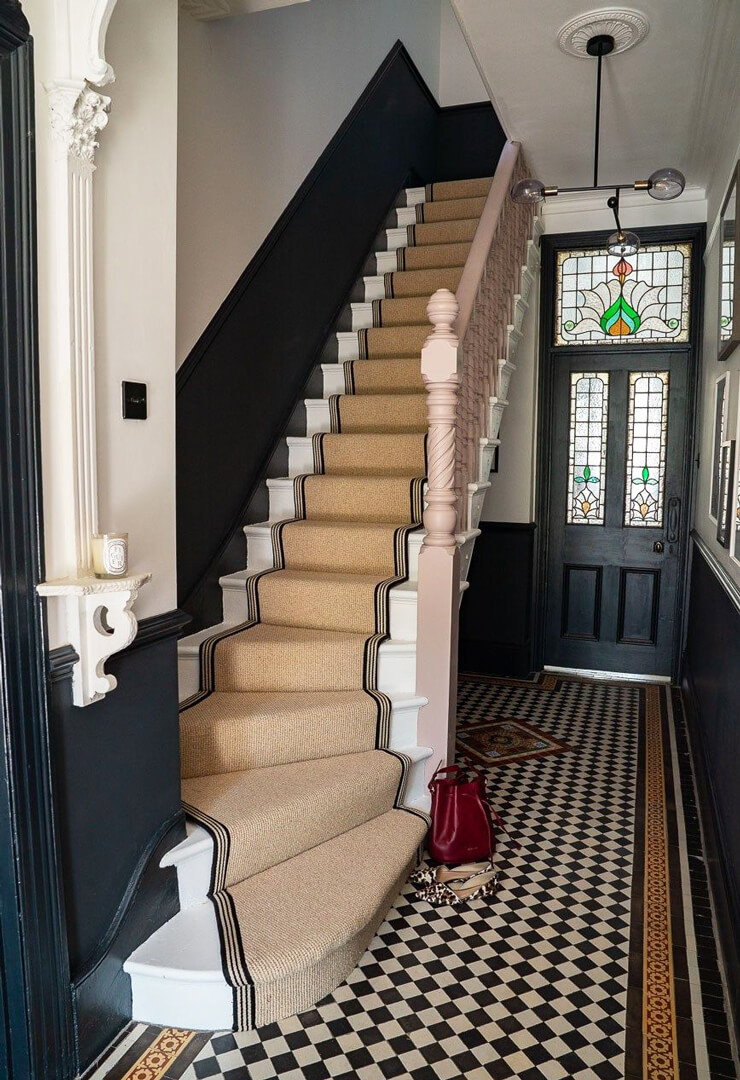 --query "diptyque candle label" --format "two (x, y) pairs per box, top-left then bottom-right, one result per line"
(104, 537), (128, 576)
